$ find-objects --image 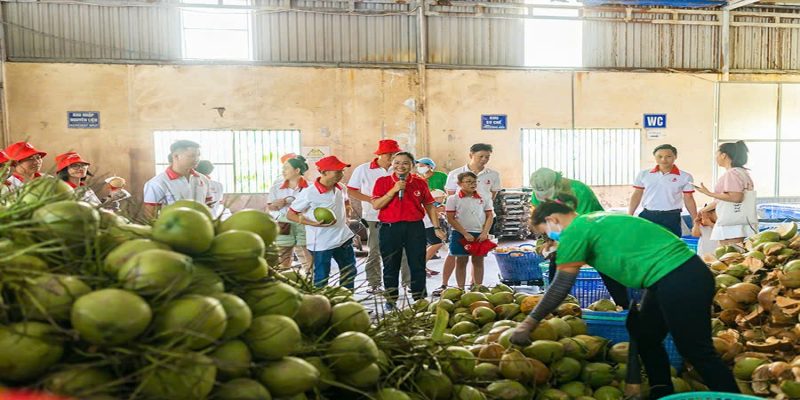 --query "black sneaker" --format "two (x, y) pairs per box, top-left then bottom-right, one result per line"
(366, 286), (384, 294)
(431, 285), (447, 297)
(384, 302), (396, 312)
